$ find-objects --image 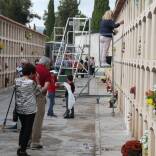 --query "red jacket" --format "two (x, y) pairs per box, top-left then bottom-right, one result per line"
(36, 64), (51, 87)
(48, 75), (57, 93)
